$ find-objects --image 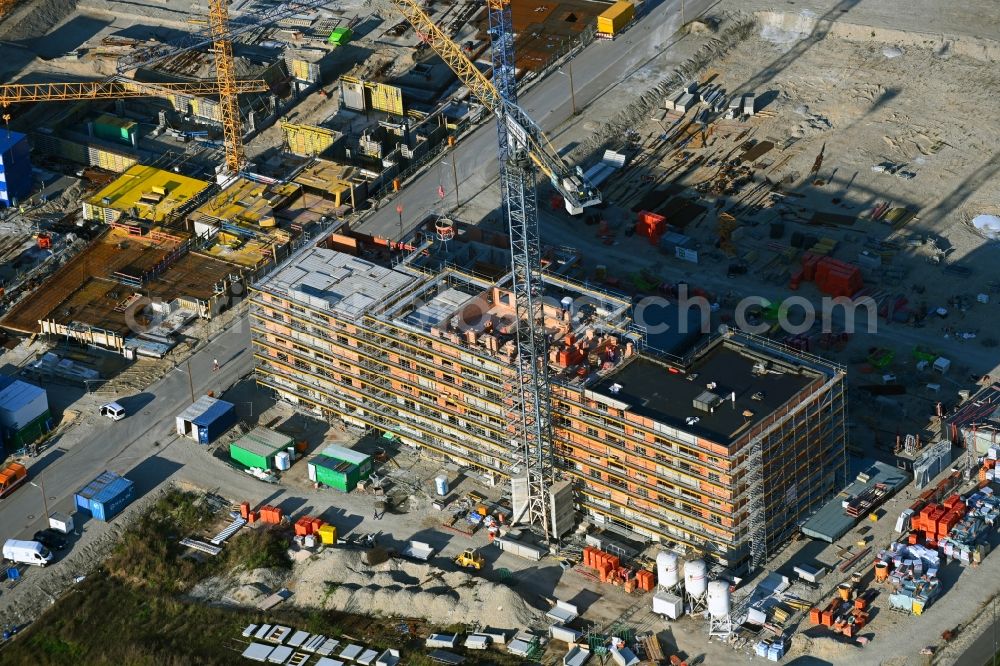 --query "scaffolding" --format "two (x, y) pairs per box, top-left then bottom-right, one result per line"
(744, 371), (847, 574)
